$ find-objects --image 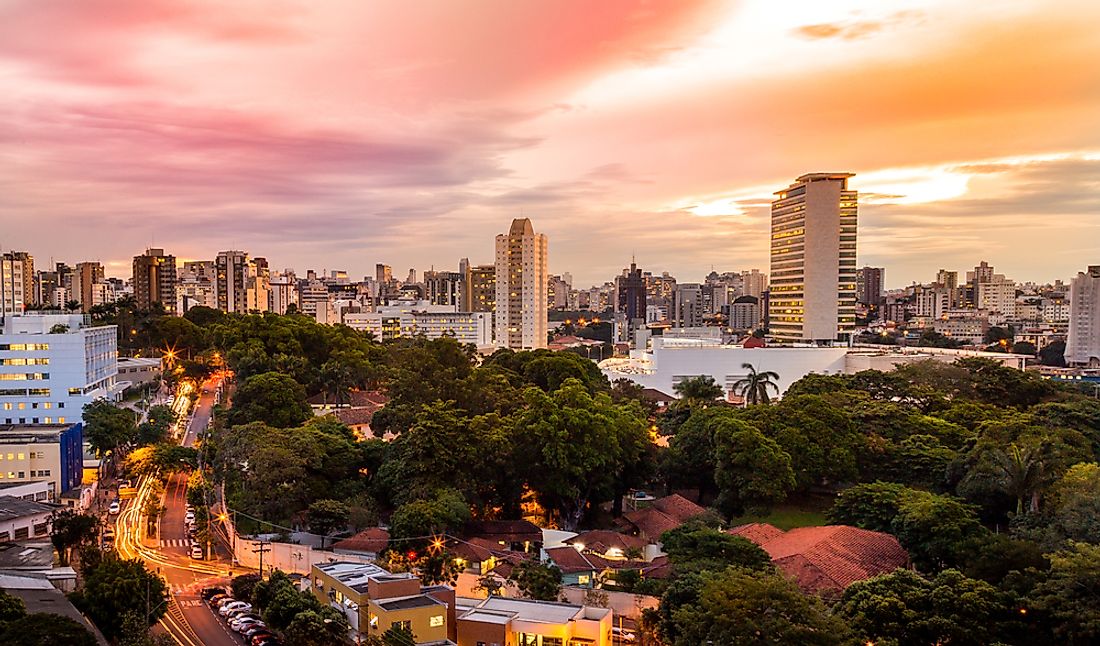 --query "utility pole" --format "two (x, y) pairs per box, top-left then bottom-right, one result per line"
(253, 541), (271, 580)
